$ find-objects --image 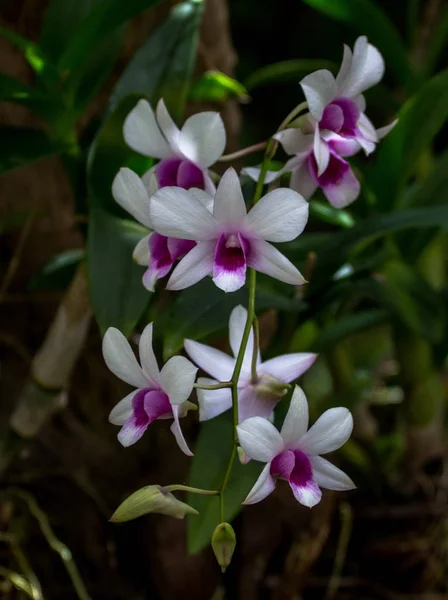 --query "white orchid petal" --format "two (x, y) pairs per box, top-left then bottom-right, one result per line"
(246, 188), (309, 242)
(290, 157), (318, 199)
(184, 339), (235, 381)
(138, 322), (159, 383)
(123, 99), (171, 158)
(243, 463), (276, 505)
(178, 111), (226, 168)
(335, 43), (353, 92)
(213, 168), (247, 224)
(313, 126), (330, 176)
(237, 416), (284, 462)
(377, 119), (398, 140)
(260, 353), (317, 384)
(112, 168), (152, 228)
(170, 405), (193, 456)
(133, 233), (151, 266)
(102, 328), (149, 388)
(289, 478), (322, 507)
(299, 407), (353, 455)
(310, 455), (356, 491)
(196, 378), (233, 421)
(242, 166), (283, 184)
(323, 164), (360, 208)
(280, 386), (309, 446)
(149, 187), (217, 240)
(274, 129), (314, 156)
(160, 356), (197, 405)
(190, 187), (214, 212)
(108, 390), (136, 425)
(166, 241), (215, 291)
(300, 69), (337, 120)
(248, 239), (305, 285)
(117, 417), (147, 447)
(340, 36), (385, 98)
(156, 98), (181, 153)
(203, 171), (217, 195)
